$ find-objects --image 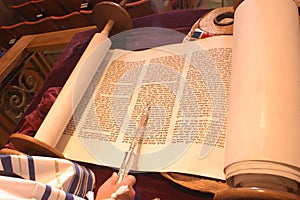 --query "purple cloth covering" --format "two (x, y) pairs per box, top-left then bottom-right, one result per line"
(19, 87), (61, 136)
(11, 9), (216, 200)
